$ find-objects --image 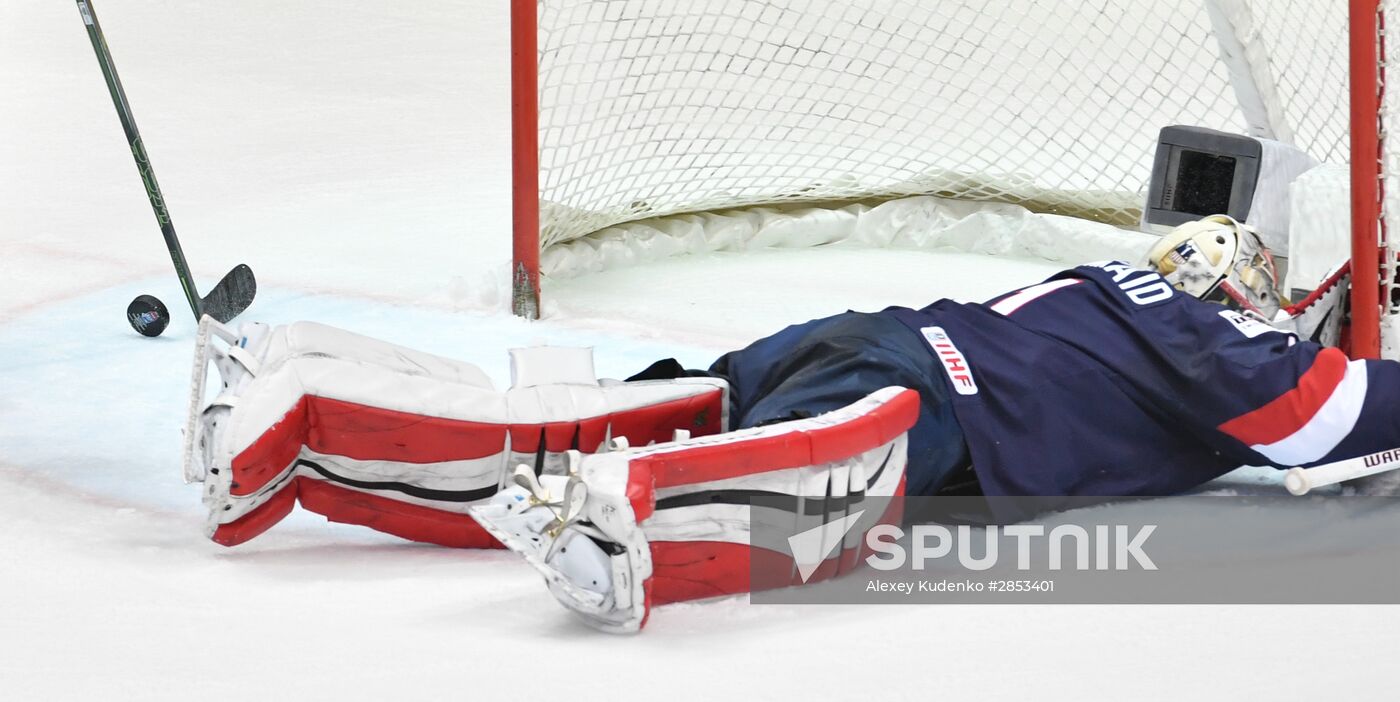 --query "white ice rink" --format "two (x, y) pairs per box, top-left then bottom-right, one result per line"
(1, 2), (1396, 699)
